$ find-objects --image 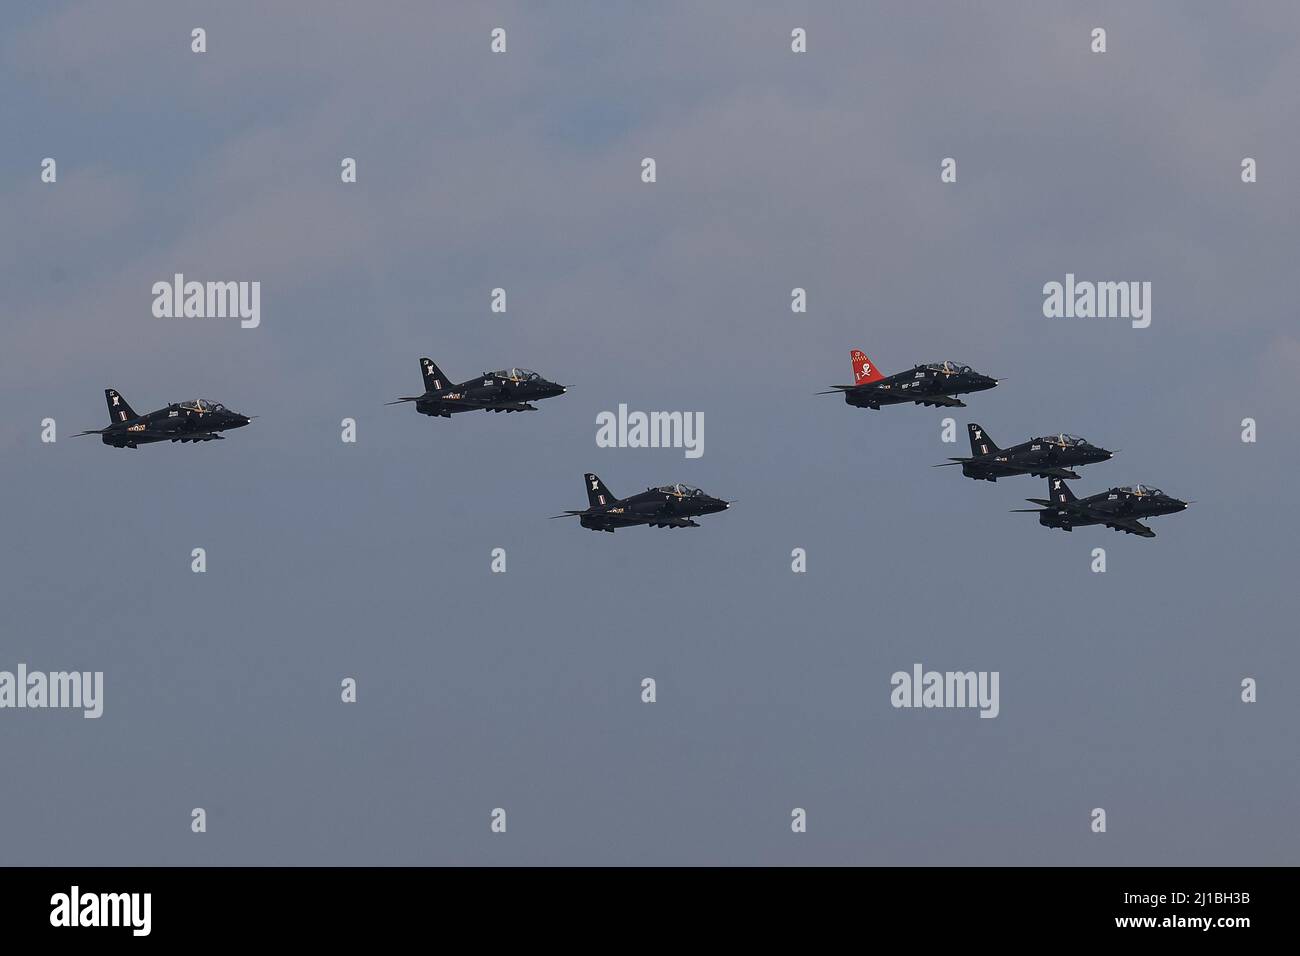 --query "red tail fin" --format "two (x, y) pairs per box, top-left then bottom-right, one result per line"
(851, 350), (884, 385)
